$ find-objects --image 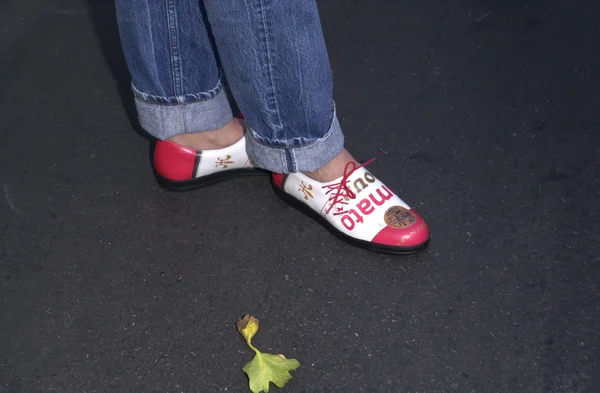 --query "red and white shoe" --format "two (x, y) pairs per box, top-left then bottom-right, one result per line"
(152, 134), (267, 191)
(271, 160), (430, 254)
